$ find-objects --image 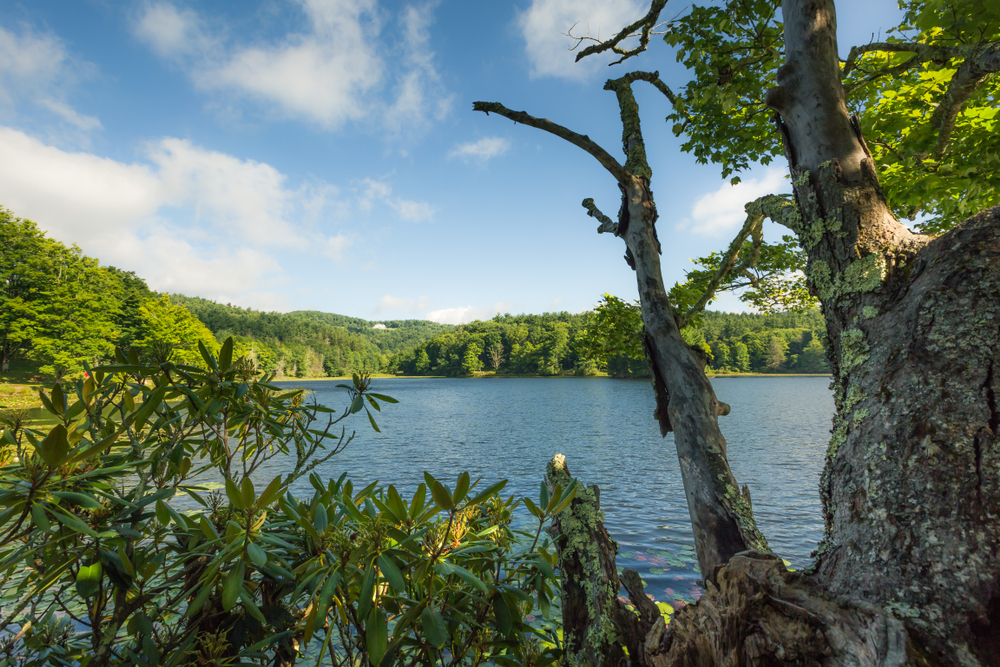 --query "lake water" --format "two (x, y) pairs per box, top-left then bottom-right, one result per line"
(271, 376), (834, 608)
